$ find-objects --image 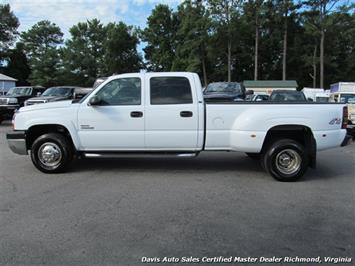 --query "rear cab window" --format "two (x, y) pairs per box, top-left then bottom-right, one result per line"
(150, 77), (193, 105)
